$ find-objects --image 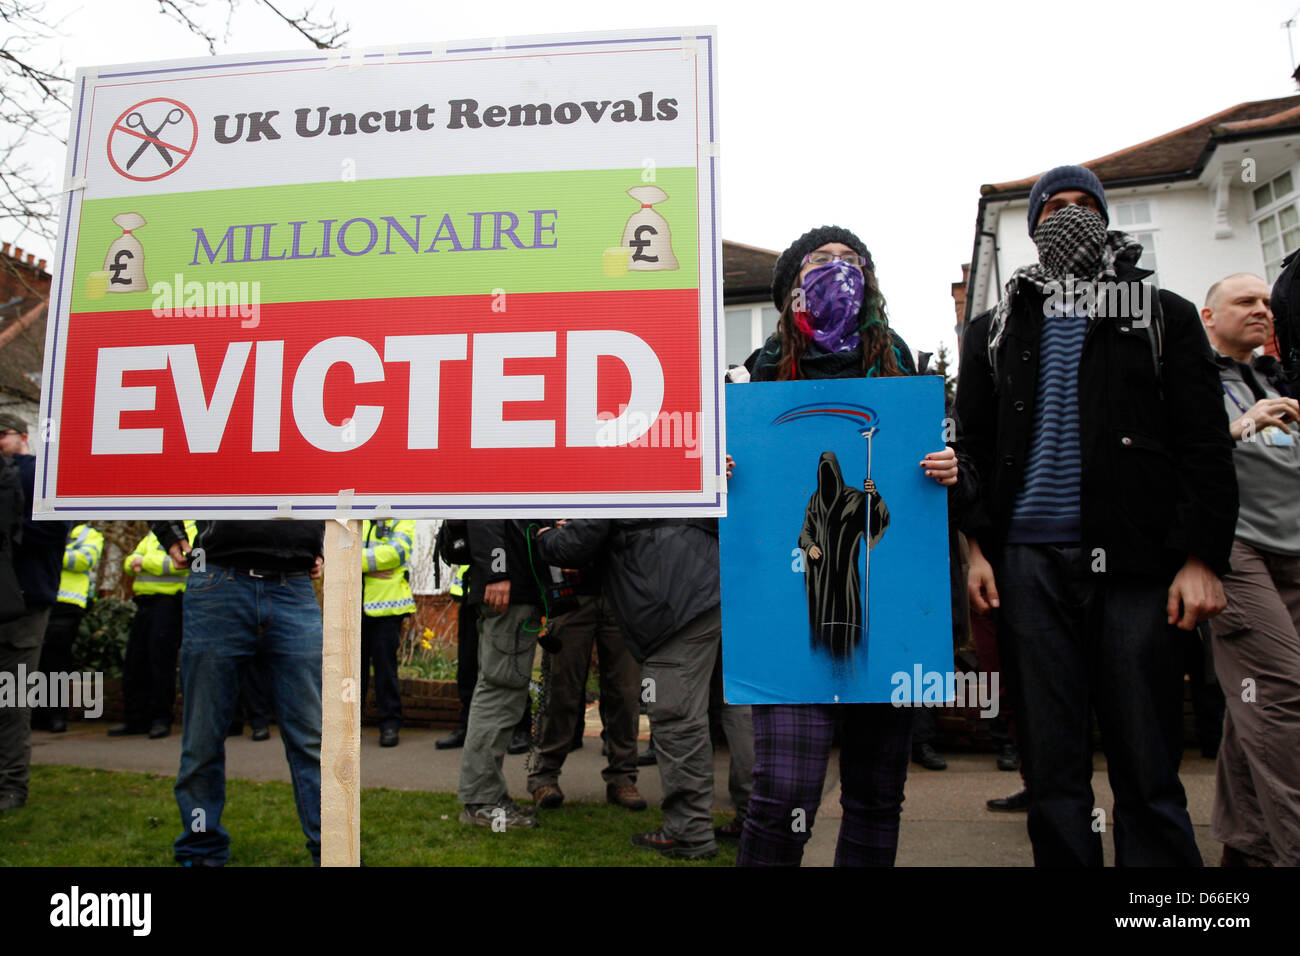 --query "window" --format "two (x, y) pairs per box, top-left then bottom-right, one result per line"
(1111, 199), (1159, 285)
(1253, 169), (1300, 283)
(724, 304), (780, 368)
